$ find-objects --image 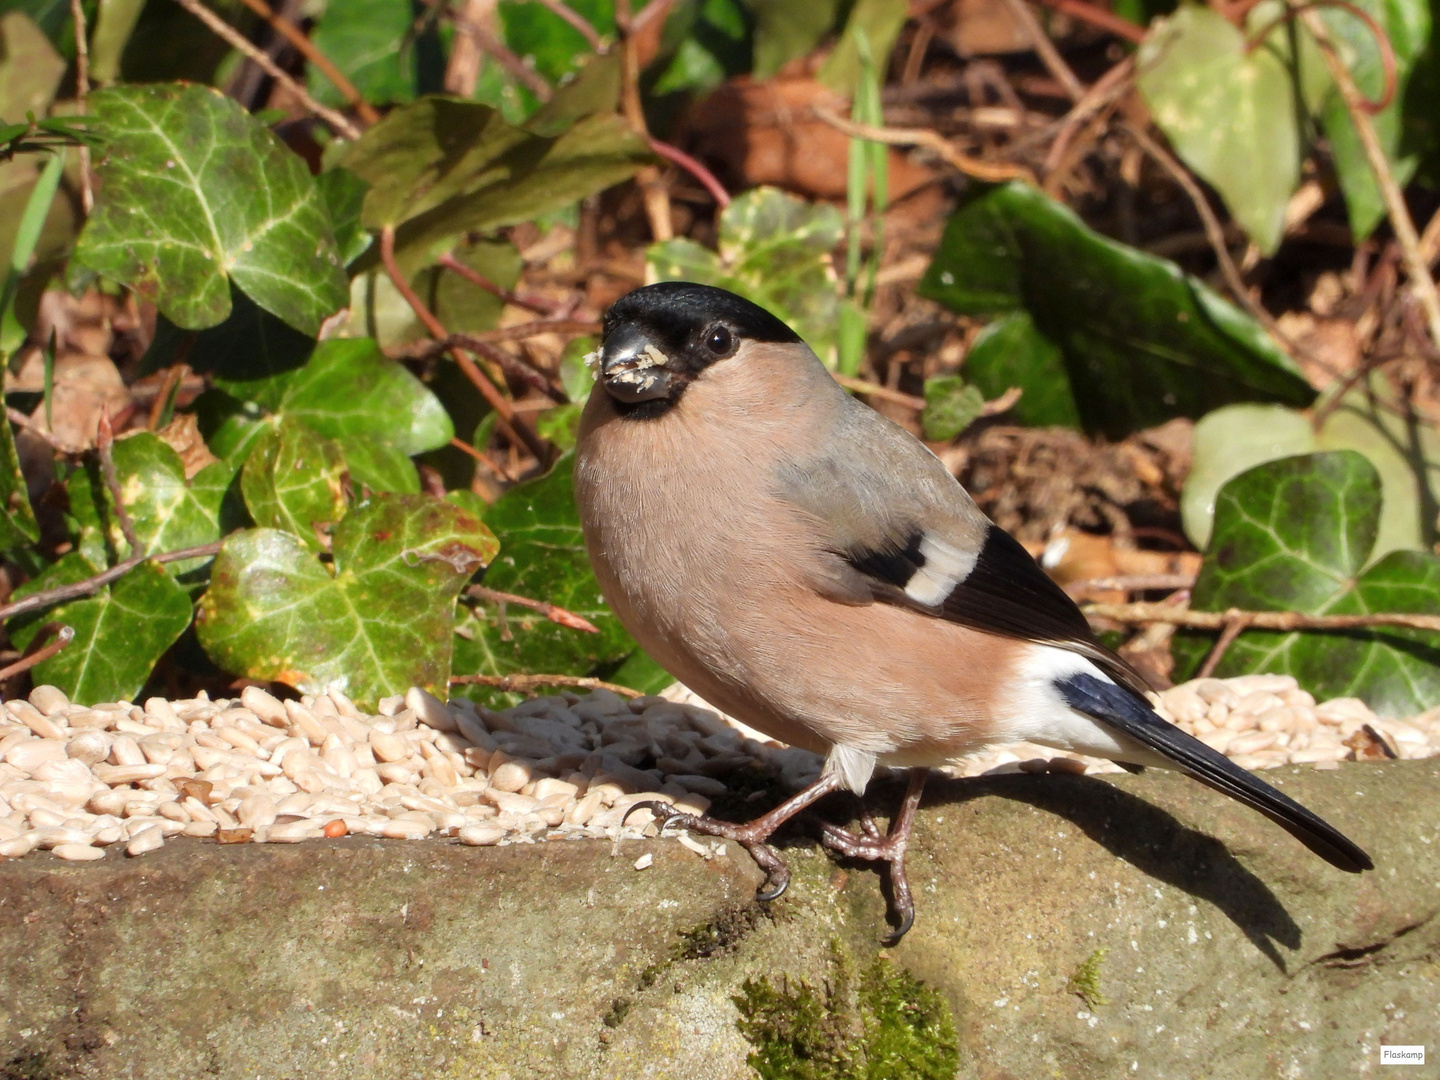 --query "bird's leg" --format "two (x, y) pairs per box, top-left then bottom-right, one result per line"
(623, 771), (846, 902)
(814, 768), (929, 944)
